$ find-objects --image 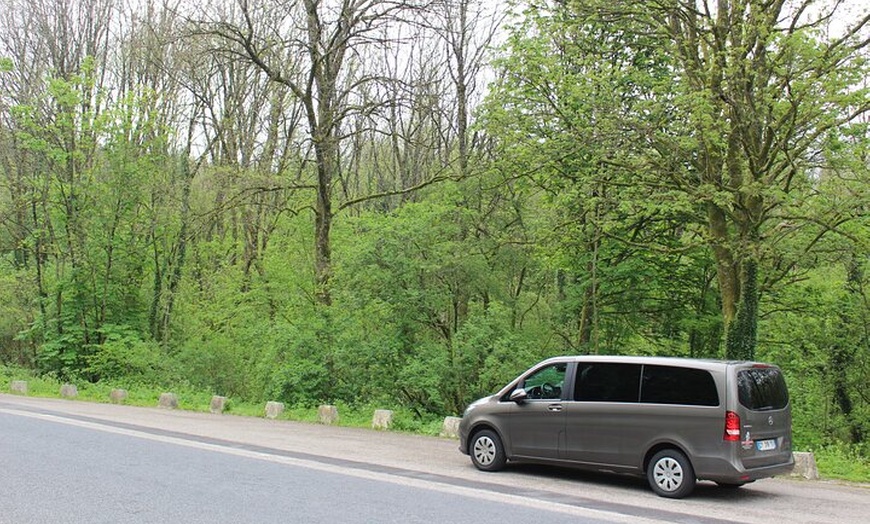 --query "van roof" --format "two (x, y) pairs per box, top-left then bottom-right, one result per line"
(538, 355), (774, 369)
